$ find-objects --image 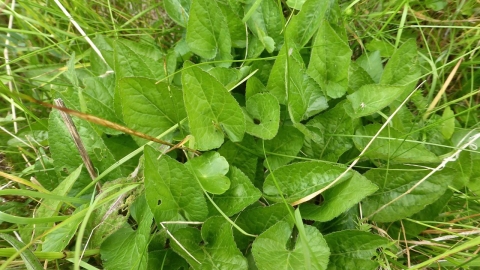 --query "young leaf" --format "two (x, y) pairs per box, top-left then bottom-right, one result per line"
(303, 101), (359, 162)
(118, 77), (186, 145)
(345, 84), (405, 118)
(170, 217), (248, 269)
(244, 0), (284, 51)
(252, 221), (330, 270)
(101, 195), (153, 270)
(262, 125), (304, 171)
(212, 166), (262, 216)
(163, 0), (191, 27)
(362, 166), (456, 222)
(186, 0), (232, 64)
(244, 93), (280, 140)
(353, 124), (440, 163)
(263, 161), (352, 203)
(144, 145), (208, 222)
(324, 230), (389, 269)
(300, 173), (378, 222)
(285, 0), (337, 48)
(308, 19), (351, 98)
(182, 62), (245, 150)
(186, 152), (231, 194)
